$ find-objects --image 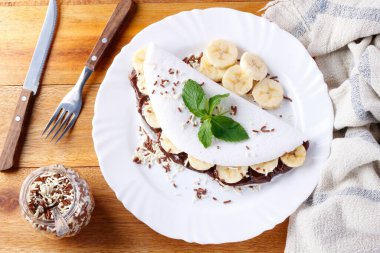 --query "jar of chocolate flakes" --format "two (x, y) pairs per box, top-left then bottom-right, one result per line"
(19, 164), (95, 238)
